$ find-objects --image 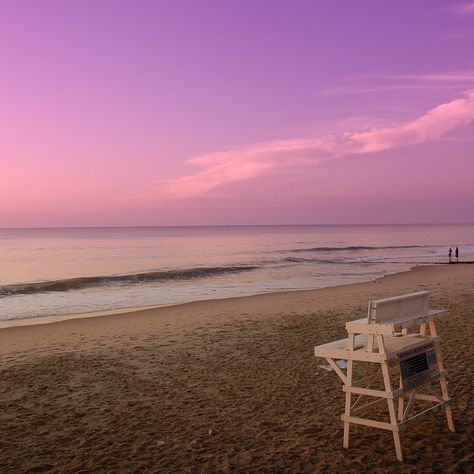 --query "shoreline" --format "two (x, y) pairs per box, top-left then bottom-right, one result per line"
(0, 304), (170, 329)
(0, 263), (472, 355)
(0, 262), (456, 330)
